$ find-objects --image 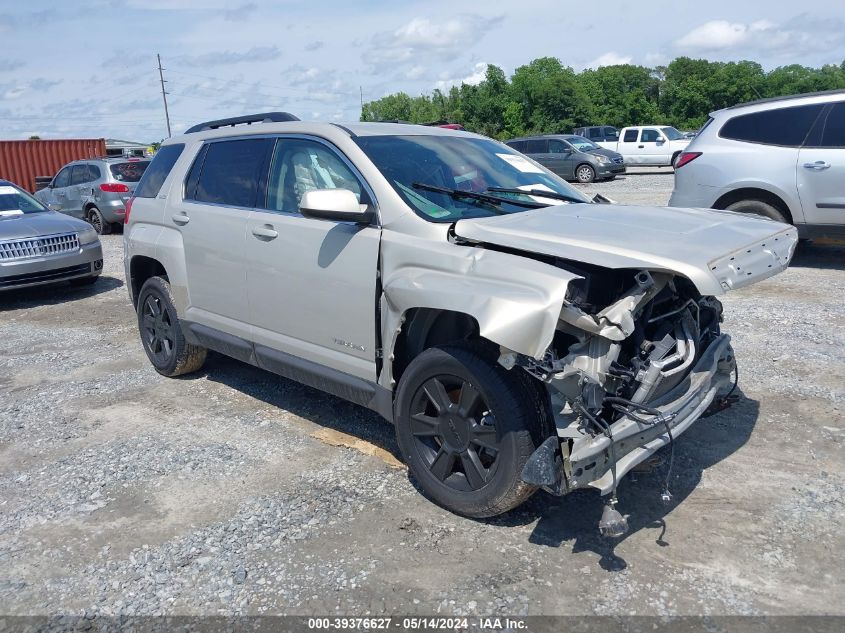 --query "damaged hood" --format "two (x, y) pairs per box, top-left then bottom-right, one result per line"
(454, 203), (799, 295)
